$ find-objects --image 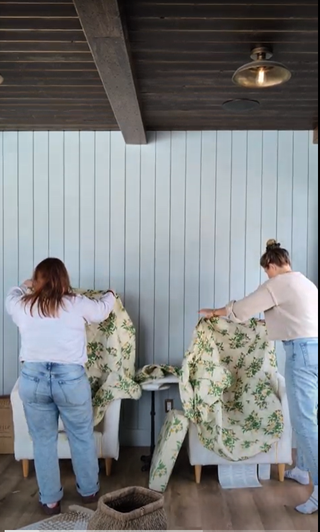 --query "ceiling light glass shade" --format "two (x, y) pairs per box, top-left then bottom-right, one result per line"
(232, 47), (292, 89)
(0, 74), (4, 85)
